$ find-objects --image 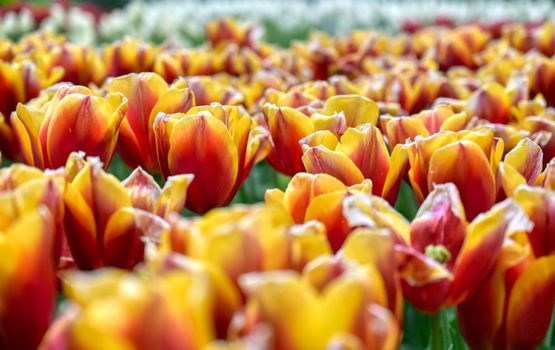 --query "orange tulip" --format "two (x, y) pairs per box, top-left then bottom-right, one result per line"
(0, 207), (56, 350)
(390, 128), (505, 220)
(41, 255), (238, 350)
(163, 203), (331, 282)
(458, 239), (555, 350)
(263, 94), (379, 176)
(104, 72), (195, 172)
(173, 76), (244, 106)
(383, 104), (469, 148)
(236, 253), (400, 349)
(301, 124), (403, 204)
(0, 163), (66, 265)
(466, 82), (513, 124)
(63, 154), (191, 269)
(154, 104), (271, 213)
(265, 172), (372, 251)
(345, 183), (531, 312)
(104, 38), (158, 77)
(12, 84), (128, 169)
(436, 26), (490, 70)
(0, 60), (62, 159)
